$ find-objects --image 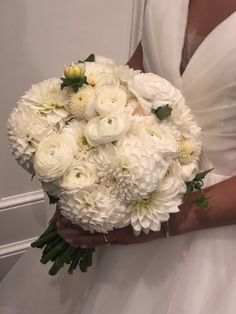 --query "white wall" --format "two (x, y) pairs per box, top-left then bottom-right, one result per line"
(0, 0), (144, 280)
